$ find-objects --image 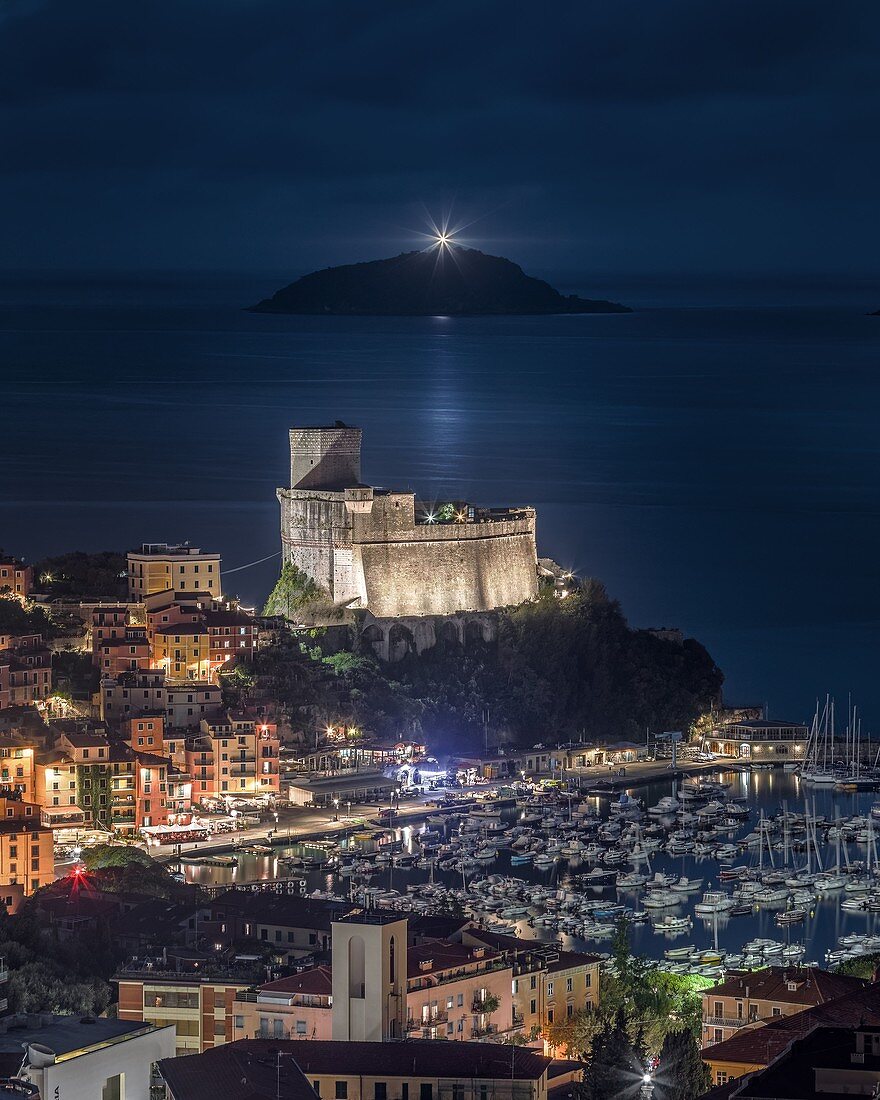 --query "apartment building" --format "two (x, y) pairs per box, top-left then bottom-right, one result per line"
(116, 961), (258, 1056)
(127, 543), (221, 600)
(0, 634), (52, 710)
(701, 966), (868, 1048)
(0, 795), (55, 911)
(0, 558), (33, 597)
(159, 1039), (551, 1100)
